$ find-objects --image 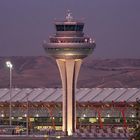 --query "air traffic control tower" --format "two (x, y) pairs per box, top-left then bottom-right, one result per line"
(43, 12), (96, 135)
